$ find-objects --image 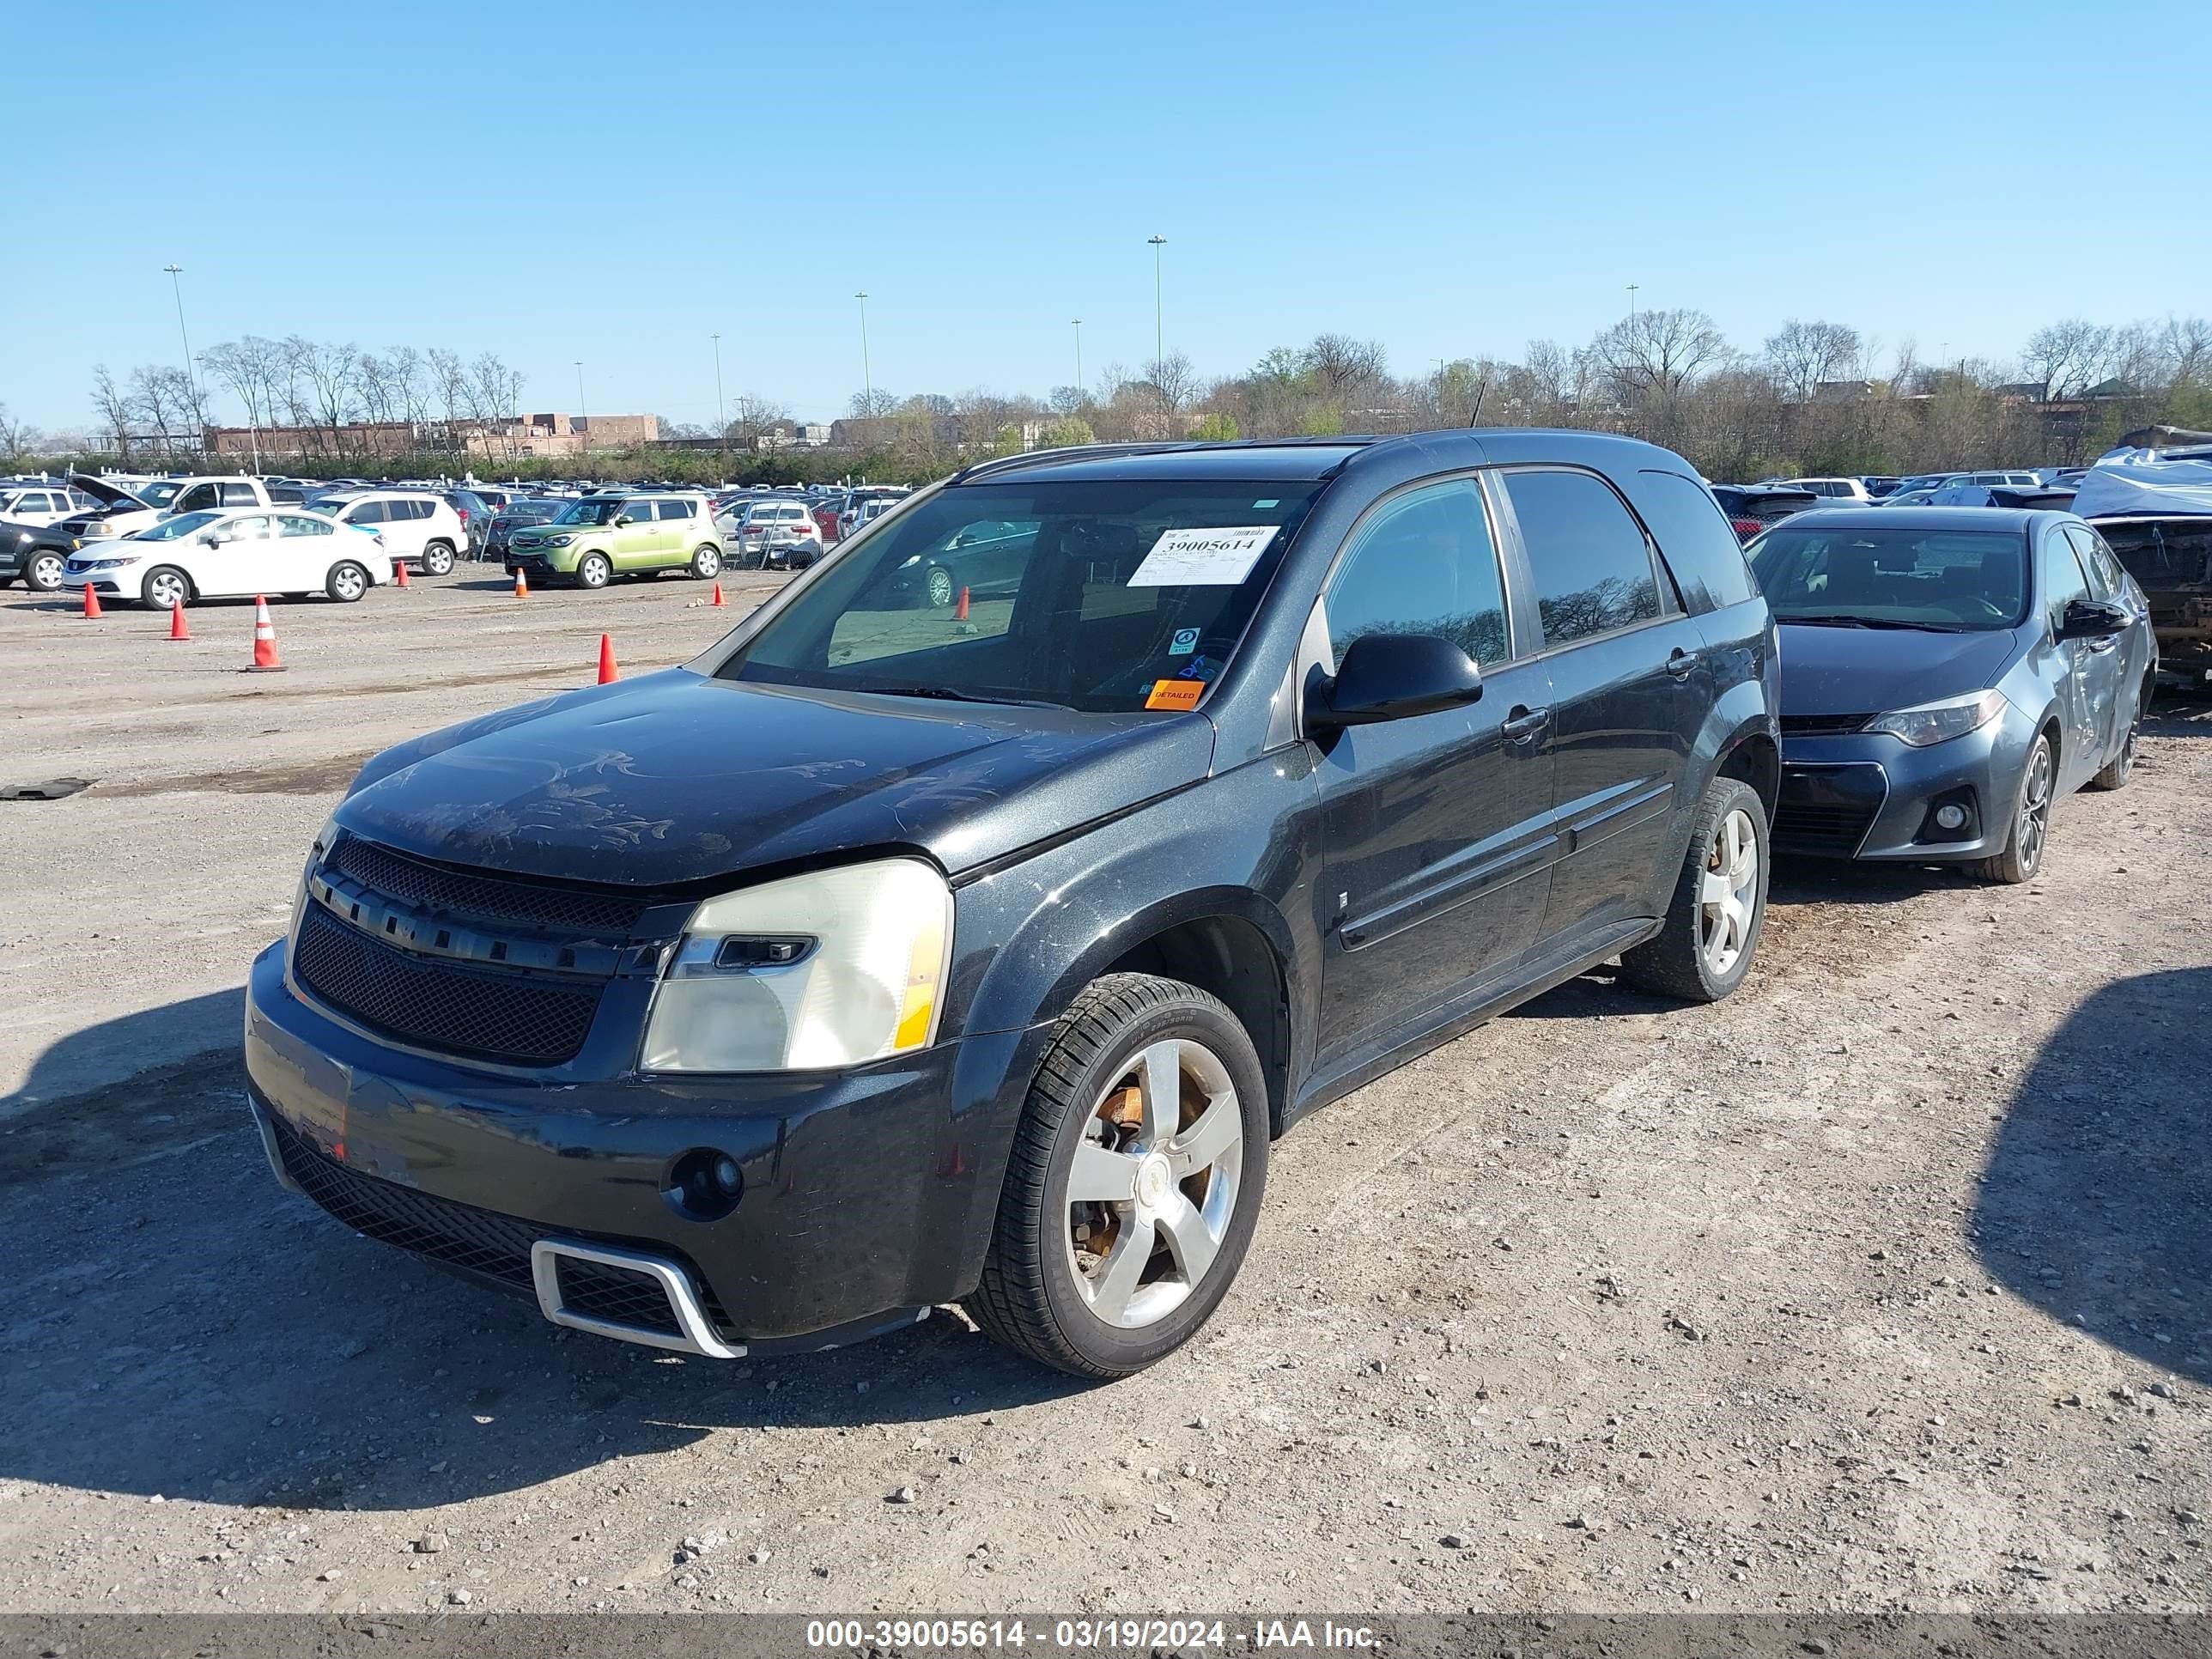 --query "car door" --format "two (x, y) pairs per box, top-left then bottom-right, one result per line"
(1308, 474), (1558, 1070)
(276, 512), (346, 588)
(2045, 525), (2118, 780)
(611, 500), (662, 568)
(655, 498), (700, 564)
(190, 514), (273, 599)
(1494, 465), (1708, 944)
